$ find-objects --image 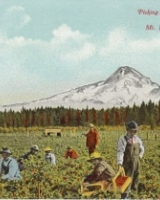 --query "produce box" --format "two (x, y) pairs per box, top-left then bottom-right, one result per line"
(112, 168), (132, 193)
(114, 175), (132, 193)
